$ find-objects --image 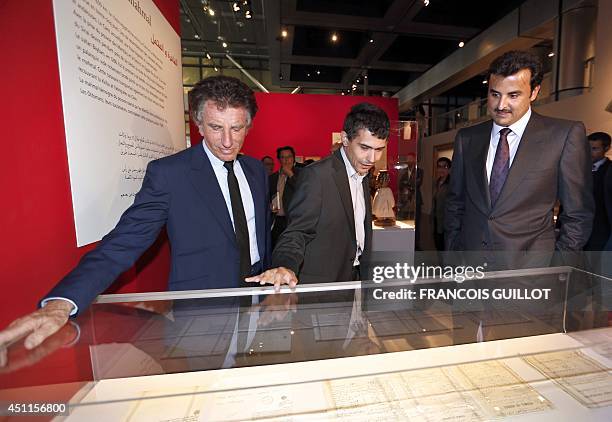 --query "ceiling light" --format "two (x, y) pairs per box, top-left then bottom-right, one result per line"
(194, 34), (200, 39)
(548, 52), (555, 57)
(208, 8), (215, 16)
(364, 75), (368, 79)
(206, 52), (212, 60)
(424, 0), (430, 6)
(482, 79), (488, 84)
(222, 42), (228, 48)
(279, 73), (283, 80)
(458, 41), (465, 48)
(281, 29), (288, 38)
(245, 10), (252, 19)
(331, 33), (338, 42)
(232, 2), (240, 12)
(316, 70), (320, 75)
(369, 38), (374, 43)
(356, 79), (360, 83)
(214, 66), (219, 72)
(307, 73), (311, 77)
